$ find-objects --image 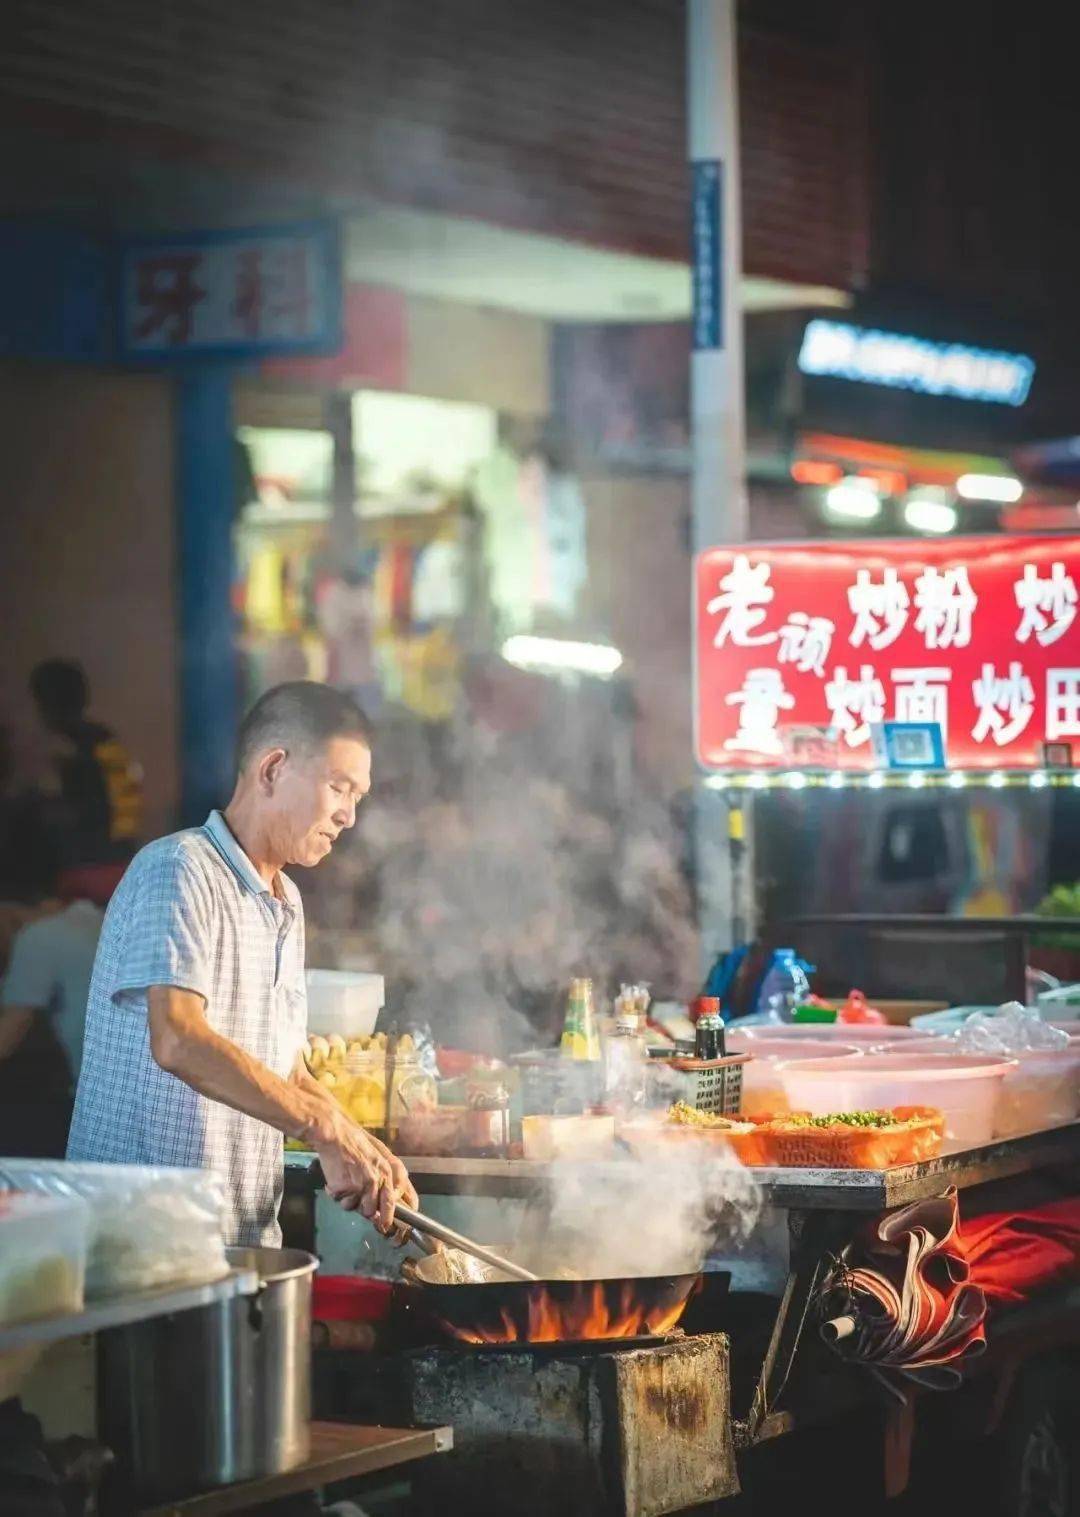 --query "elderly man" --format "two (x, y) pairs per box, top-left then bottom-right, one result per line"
(68, 681), (414, 1245)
